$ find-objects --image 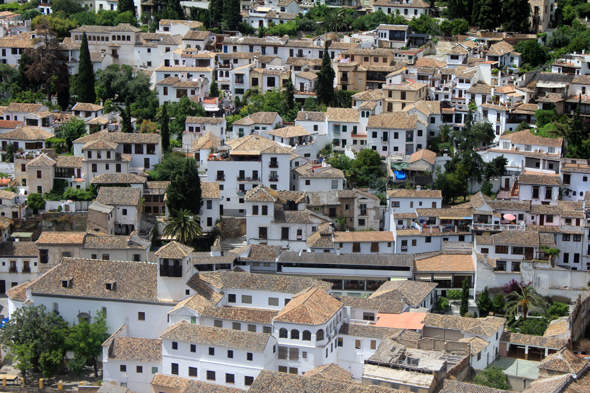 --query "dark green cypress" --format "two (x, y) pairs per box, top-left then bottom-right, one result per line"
(76, 32), (96, 104)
